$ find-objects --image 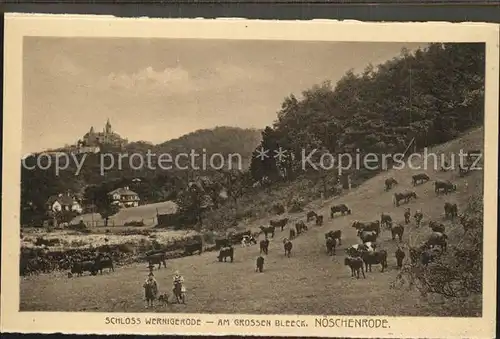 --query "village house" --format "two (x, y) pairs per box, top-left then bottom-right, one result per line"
(46, 193), (83, 214)
(107, 186), (140, 208)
